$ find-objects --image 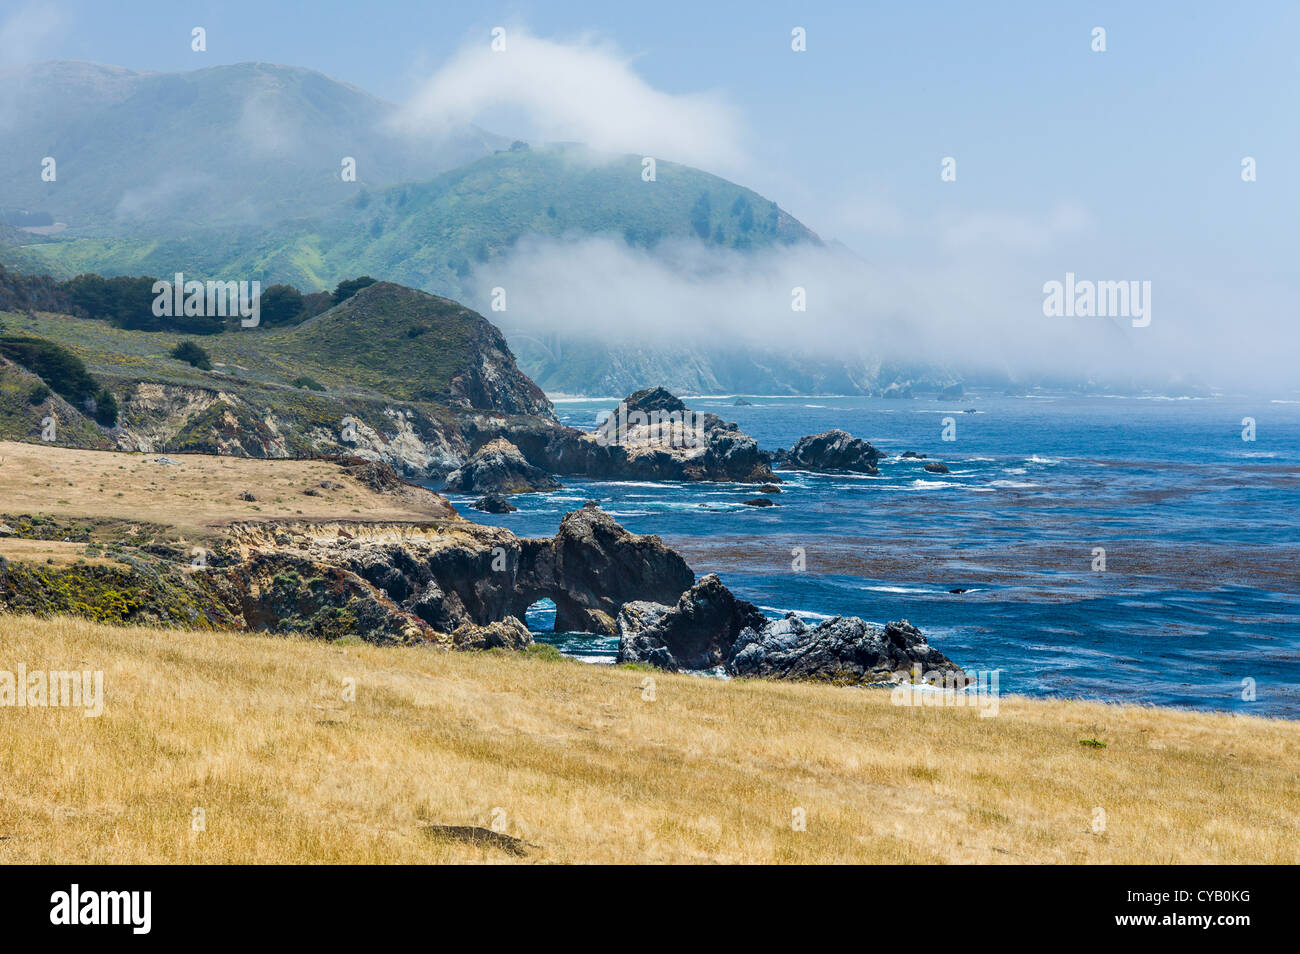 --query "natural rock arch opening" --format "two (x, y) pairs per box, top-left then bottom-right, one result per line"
(521, 597), (556, 632)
